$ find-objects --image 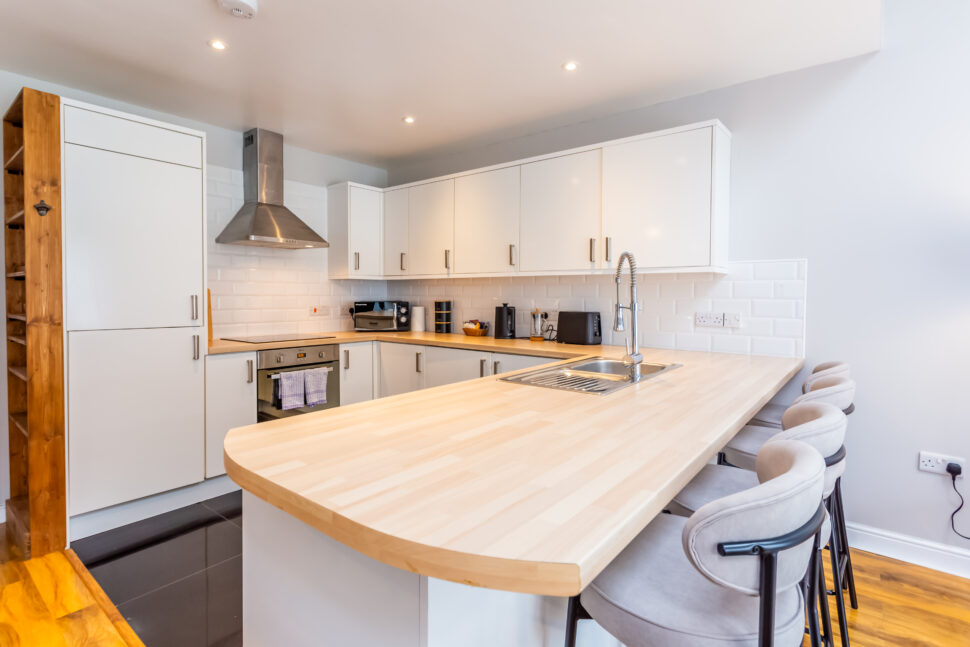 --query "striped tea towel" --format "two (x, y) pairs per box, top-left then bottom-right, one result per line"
(279, 370), (305, 411)
(305, 367), (328, 407)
